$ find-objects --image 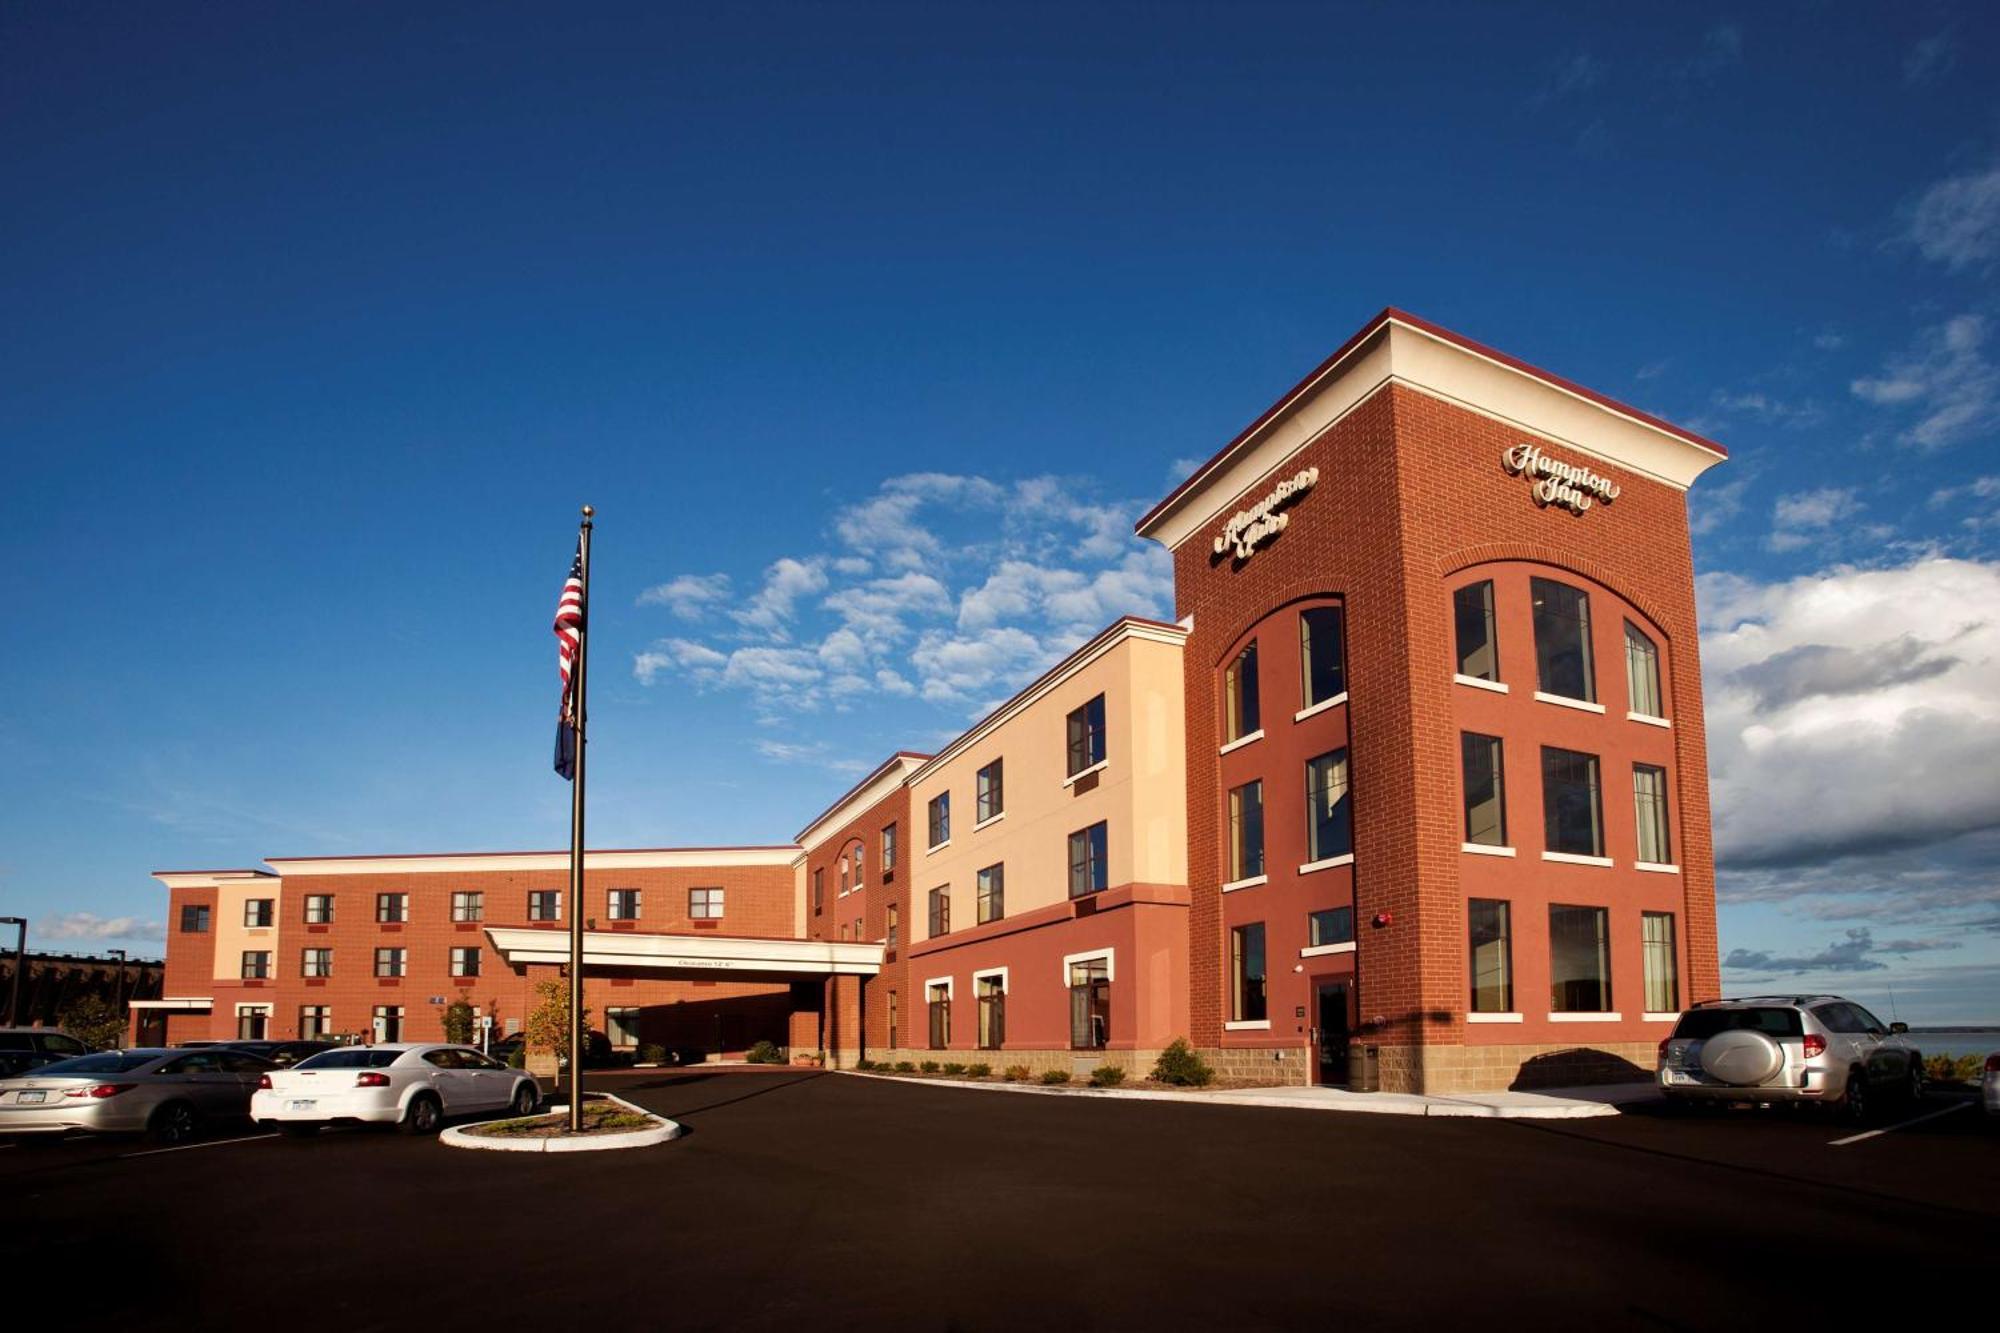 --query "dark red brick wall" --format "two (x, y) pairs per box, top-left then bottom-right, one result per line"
(802, 785), (912, 1055)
